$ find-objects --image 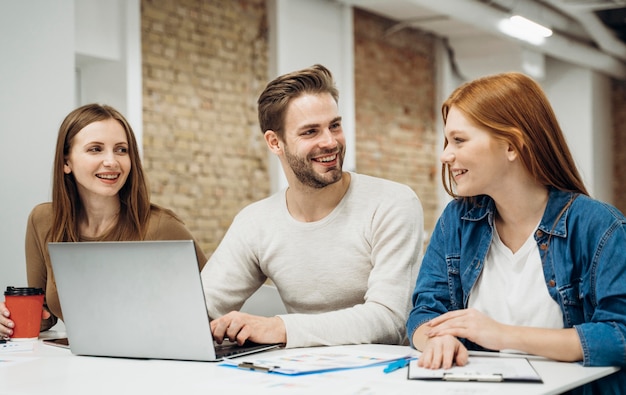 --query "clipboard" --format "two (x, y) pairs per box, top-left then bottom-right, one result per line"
(407, 356), (543, 383)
